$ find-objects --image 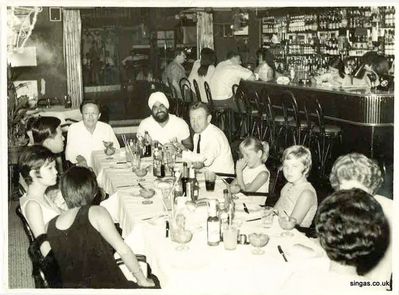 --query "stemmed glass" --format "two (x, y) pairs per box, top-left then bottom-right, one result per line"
(248, 233), (269, 255)
(278, 213), (297, 237)
(140, 188), (155, 205)
(170, 214), (193, 251)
